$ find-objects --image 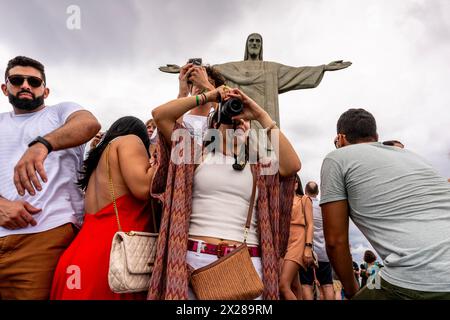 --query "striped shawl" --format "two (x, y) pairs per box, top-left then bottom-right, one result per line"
(148, 124), (295, 300)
